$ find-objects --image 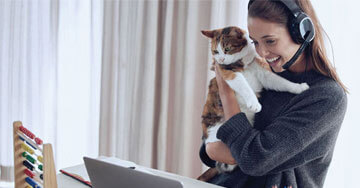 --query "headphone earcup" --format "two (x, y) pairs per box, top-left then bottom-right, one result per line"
(289, 13), (315, 44)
